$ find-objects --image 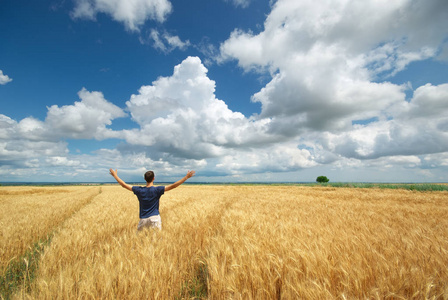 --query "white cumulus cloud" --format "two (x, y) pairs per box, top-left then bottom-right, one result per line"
(0, 114), (69, 169)
(0, 70), (13, 85)
(0, 88), (127, 179)
(46, 156), (82, 167)
(217, 0), (448, 163)
(123, 56), (315, 173)
(317, 83), (448, 160)
(46, 88), (127, 140)
(71, 0), (172, 31)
